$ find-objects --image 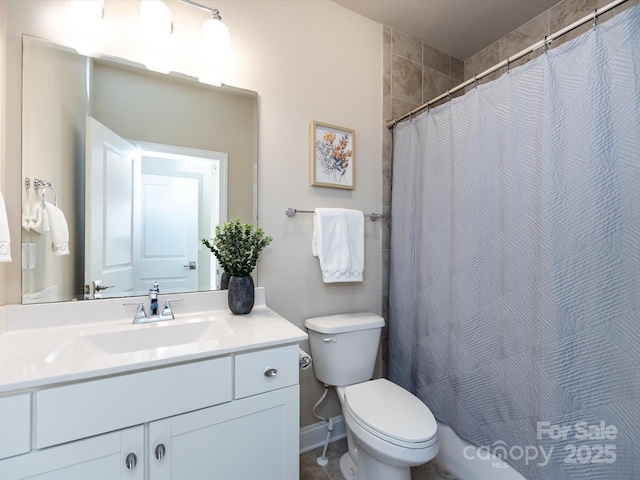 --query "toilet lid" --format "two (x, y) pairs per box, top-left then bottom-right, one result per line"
(344, 379), (437, 444)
